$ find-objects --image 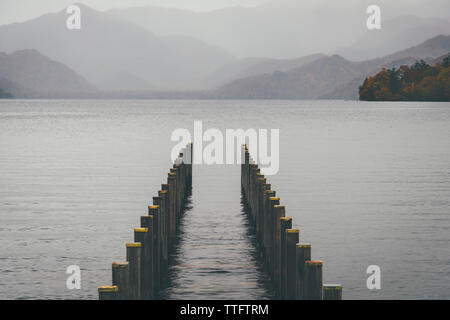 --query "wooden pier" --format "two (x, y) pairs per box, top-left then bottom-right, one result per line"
(241, 144), (342, 300)
(99, 142), (341, 300)
(98, 143), (192, 300)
